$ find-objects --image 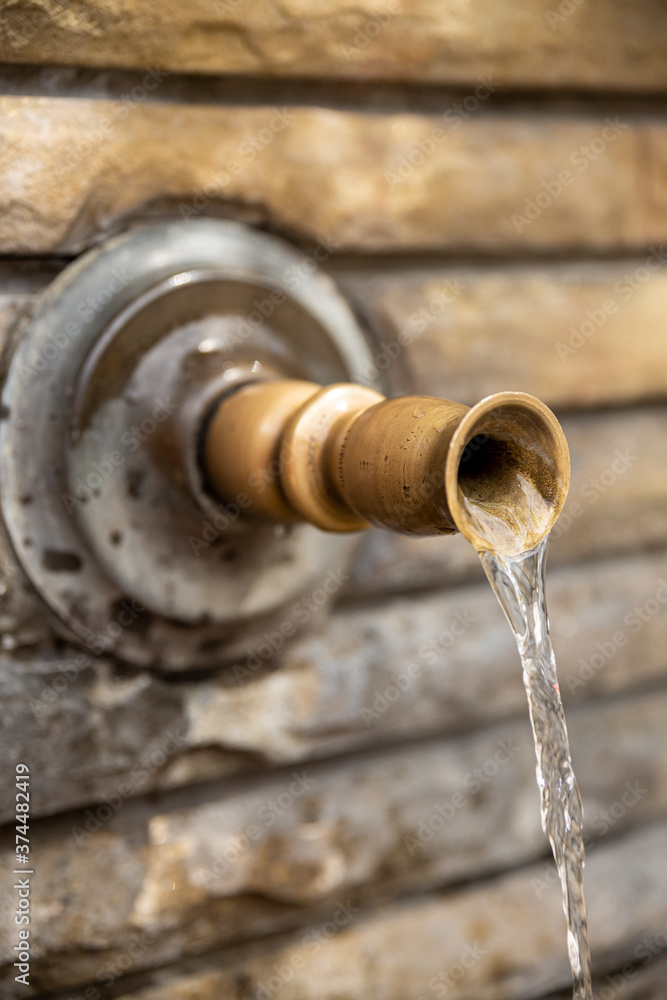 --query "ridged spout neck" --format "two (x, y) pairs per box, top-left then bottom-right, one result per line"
(203, 379), (570, 554)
